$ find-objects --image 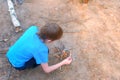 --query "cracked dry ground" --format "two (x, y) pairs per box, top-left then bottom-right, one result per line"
(0, 0), (120, 80)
